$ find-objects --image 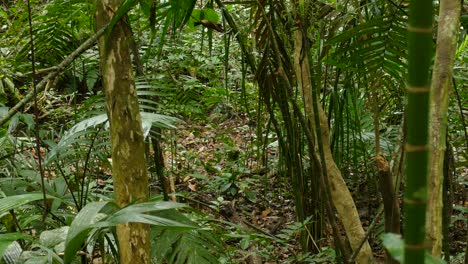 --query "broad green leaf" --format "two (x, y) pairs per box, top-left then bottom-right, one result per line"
(0, 193), (58, 214)
(381, 233), (403, 262)
(0, 178), (37, 196)
(64, 201), (112, 263)
(139, 0), (152, 16)
(140, 112), (181, 129)
(96, 214), (195, 230)
(62, 112), (178, 141)
(48, 112), (179, 162)
(0, 233), (33, 261)
(39, 226), (69, 248)
(191, 8), (201, 21)
(19, 113), (34, 130)
(97, 202), (194, 230)
(107, 0), (138, 38)
(240, 237), (250, 250)
(245, 191), (257, 203)
(63, 114), (108, 141)
(117, 201), (188, 214)
(203, 8), (219, 23)
(172, 0), (197, 28)
(453, 205), (468, 213)
(65, 201), (194, 262)
(153, 228), (222, 264)
(221, 183), (232, 192)
(381, 233), (446, 264)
